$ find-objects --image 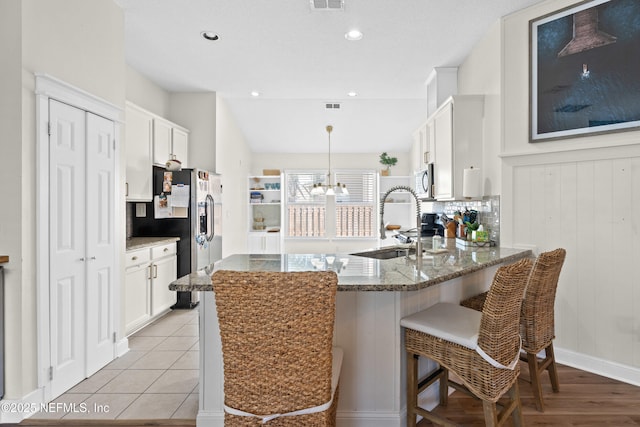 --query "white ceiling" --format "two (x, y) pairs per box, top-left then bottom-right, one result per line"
(114, 0), (543, 154)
